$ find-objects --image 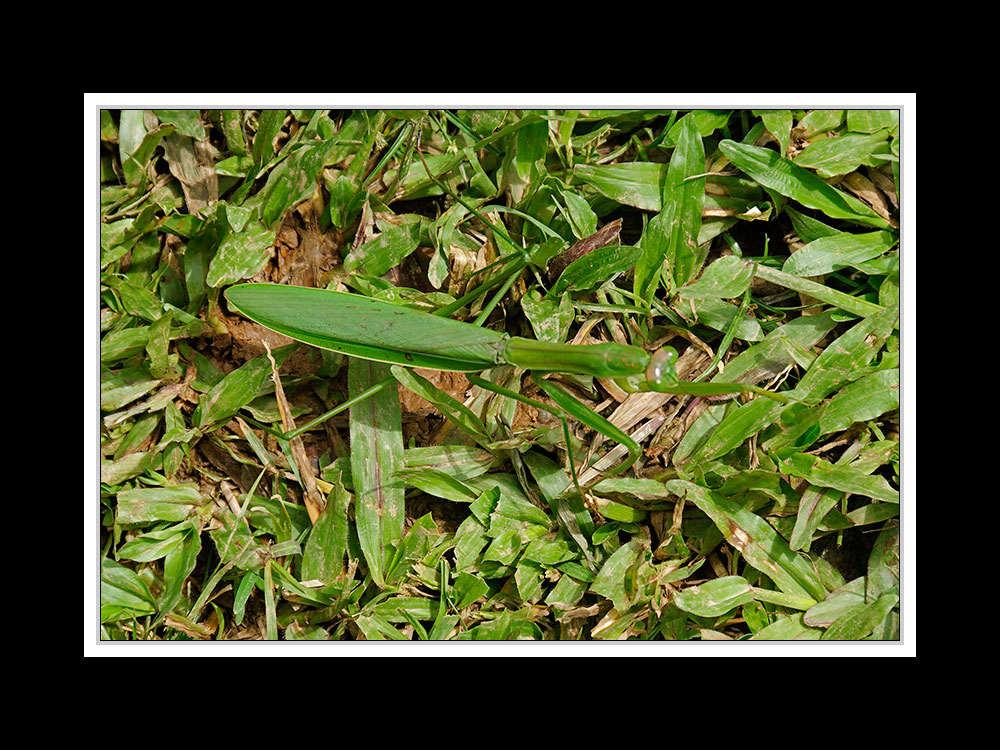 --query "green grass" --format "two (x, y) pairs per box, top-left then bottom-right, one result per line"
(95, 106), (904, 644)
